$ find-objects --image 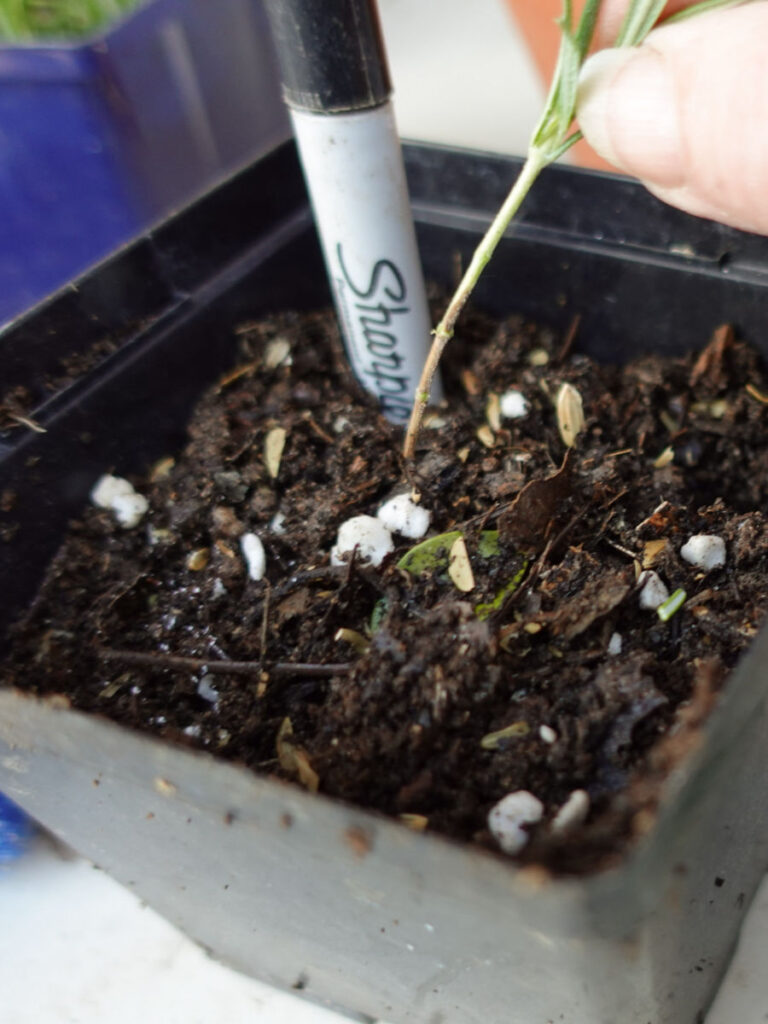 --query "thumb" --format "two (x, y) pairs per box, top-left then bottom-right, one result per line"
(577, 2), (768, 235)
